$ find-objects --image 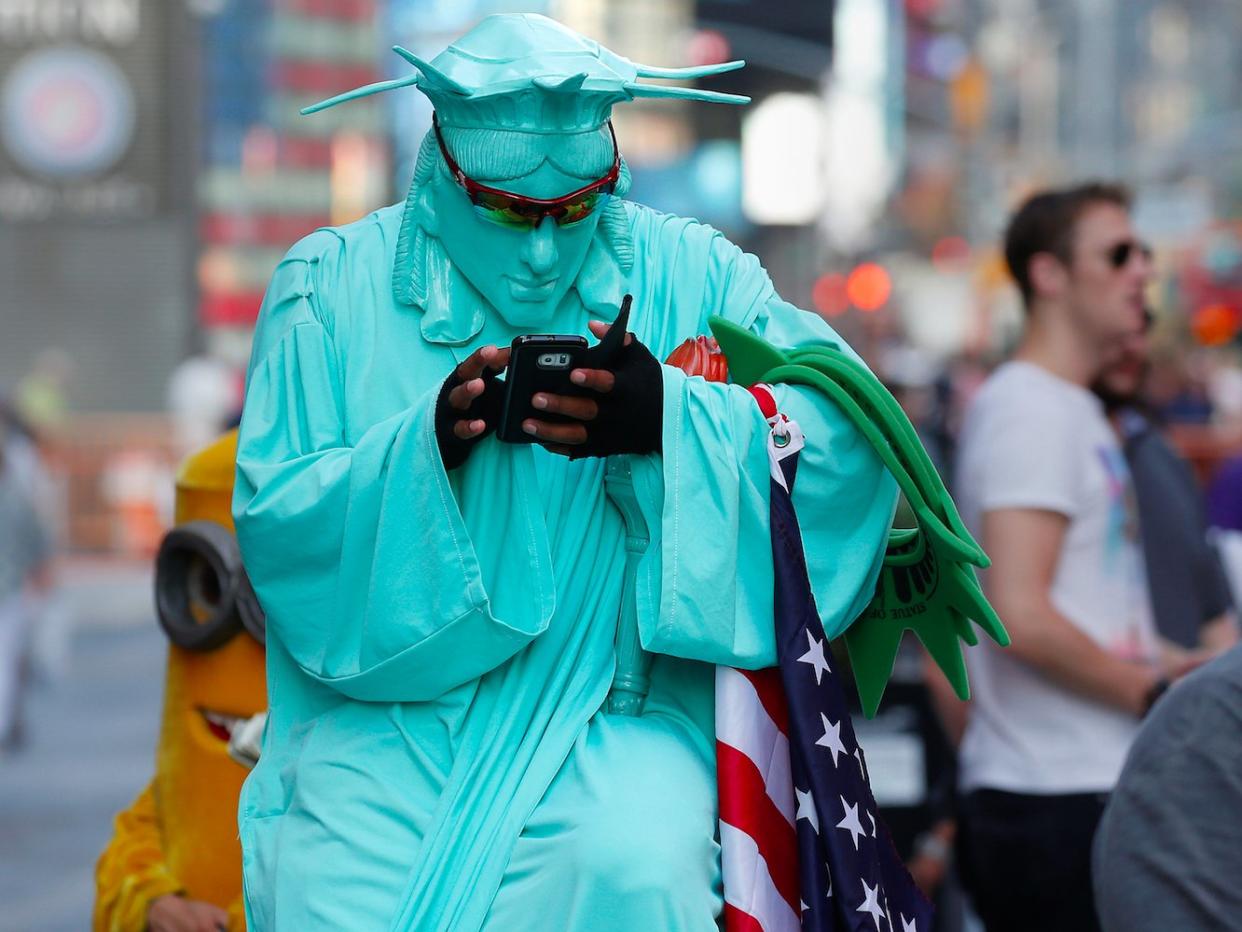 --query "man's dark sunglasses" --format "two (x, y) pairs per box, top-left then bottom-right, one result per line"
(1107, 239), (1153, 269)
